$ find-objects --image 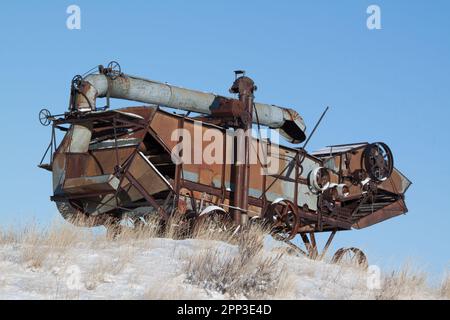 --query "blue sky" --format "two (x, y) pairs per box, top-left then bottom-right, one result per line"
(0, 1), (449, 276)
